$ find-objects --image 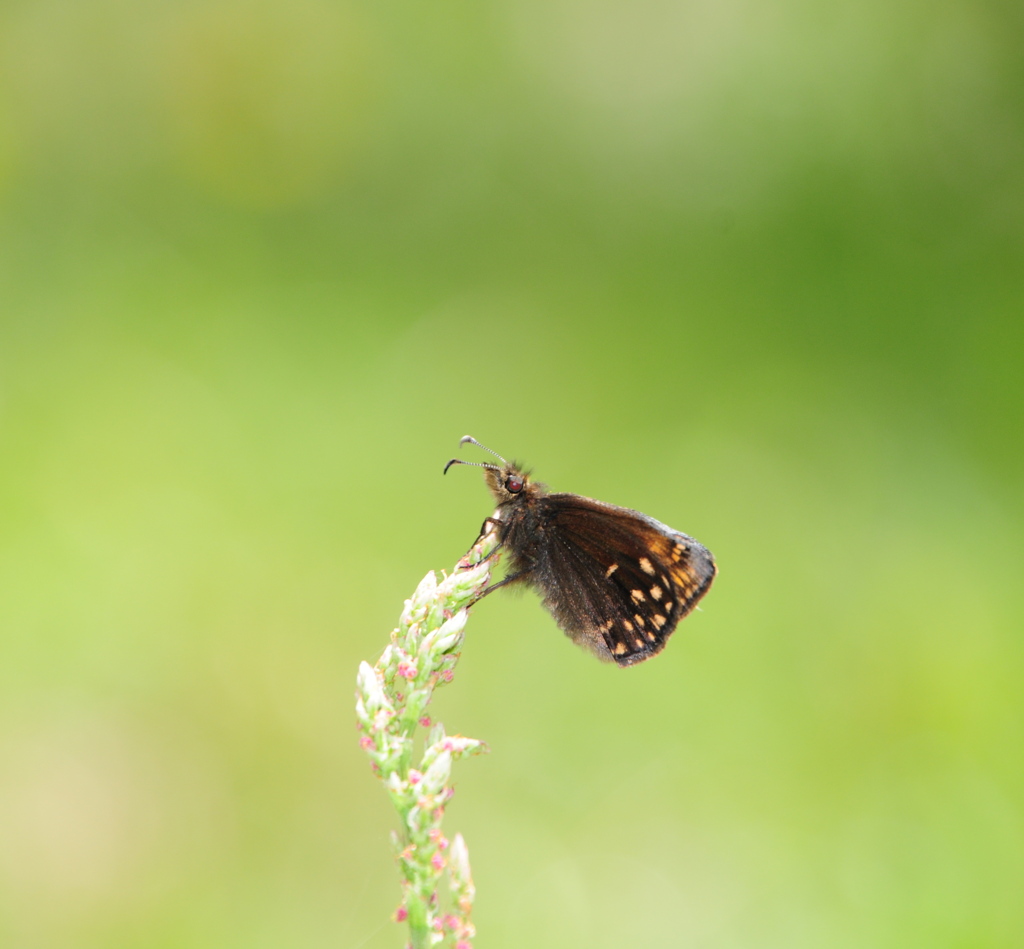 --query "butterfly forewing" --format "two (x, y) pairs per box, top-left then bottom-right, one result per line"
(532, 495), (716, 666)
